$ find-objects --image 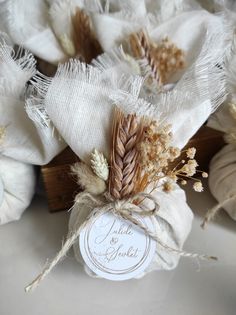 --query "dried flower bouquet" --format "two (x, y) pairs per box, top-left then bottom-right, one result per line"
(73, 107), (206, 200)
